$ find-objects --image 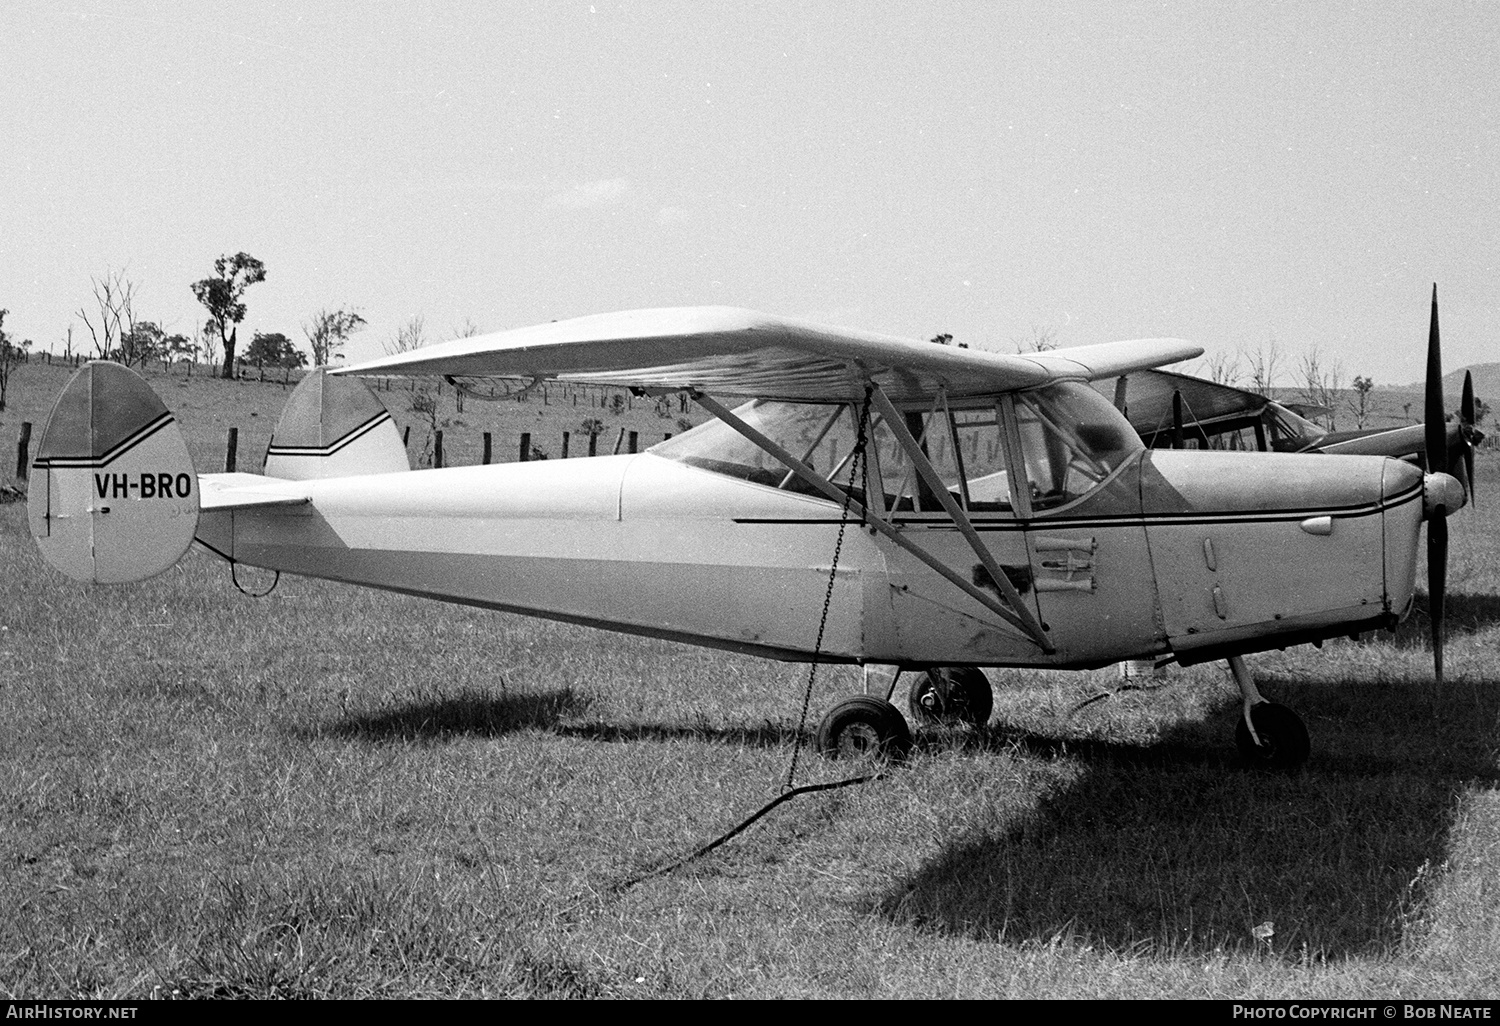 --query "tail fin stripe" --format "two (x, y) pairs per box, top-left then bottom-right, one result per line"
(264, 411), (393, 458)
(31, 412), (178, 470)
